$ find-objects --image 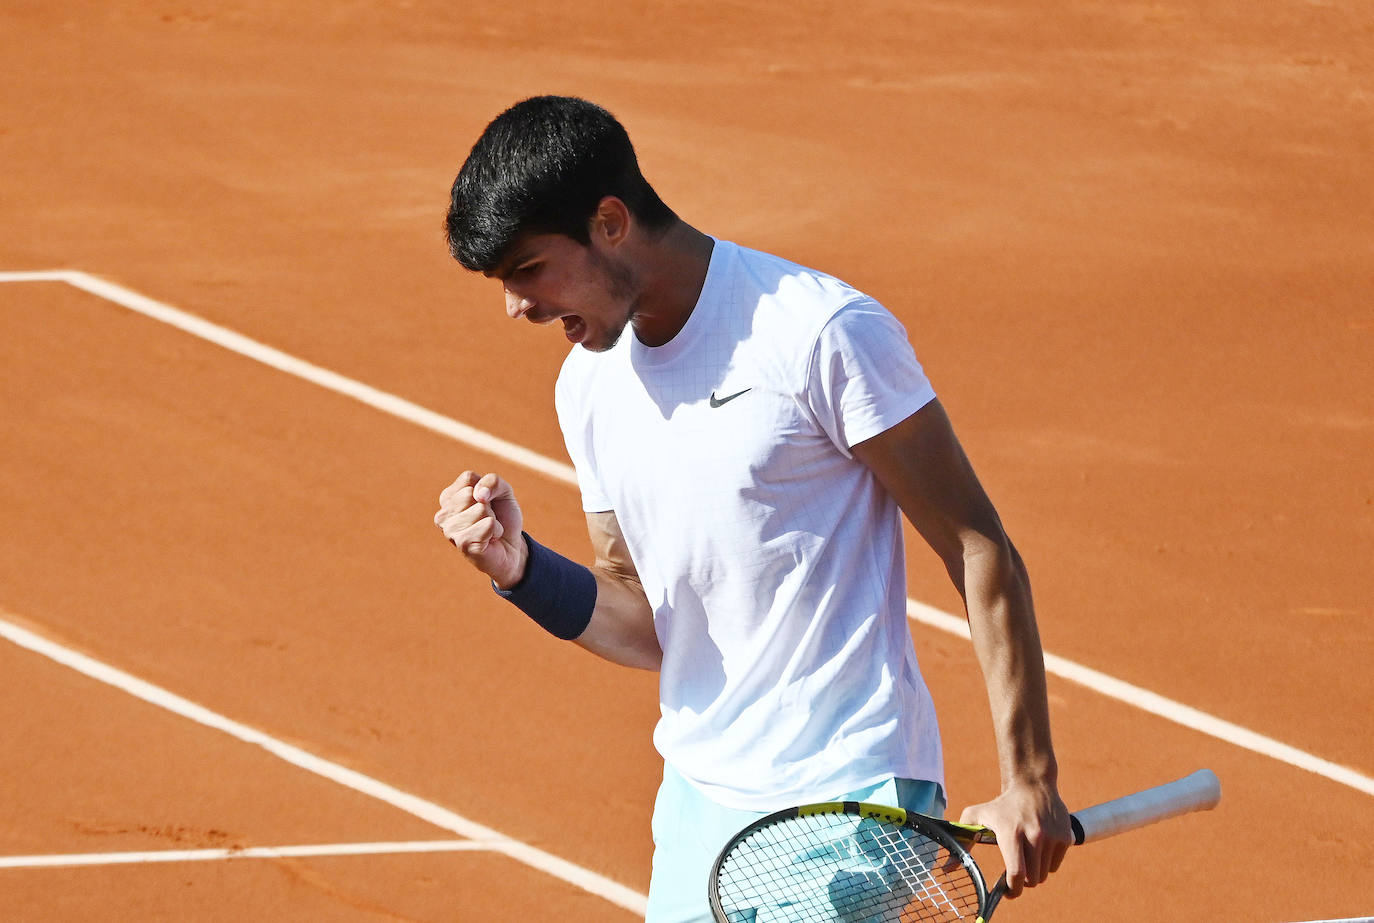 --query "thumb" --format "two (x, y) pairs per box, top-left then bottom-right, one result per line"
(472, 471), (514, 504)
